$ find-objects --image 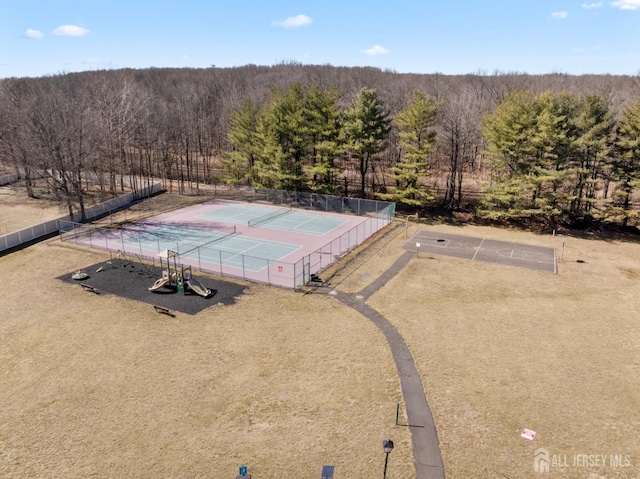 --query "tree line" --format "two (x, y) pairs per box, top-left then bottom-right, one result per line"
(0, 64), (638, 229)
(482, 90), (640, 227)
